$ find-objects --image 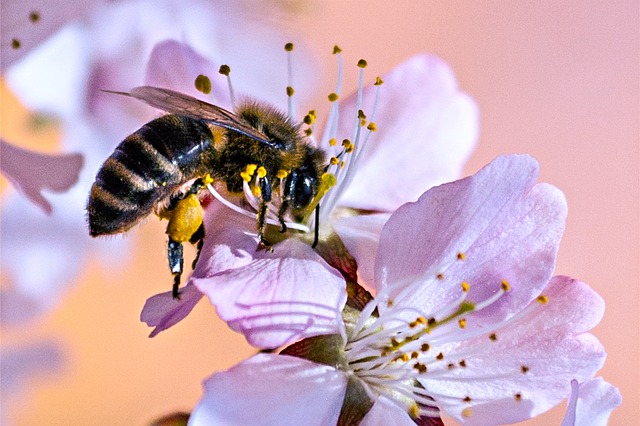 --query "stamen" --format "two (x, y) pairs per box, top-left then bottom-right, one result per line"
(194, 74), (212, 94)
(219, 64), (236, 108)
(285, 42), (296, 119)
